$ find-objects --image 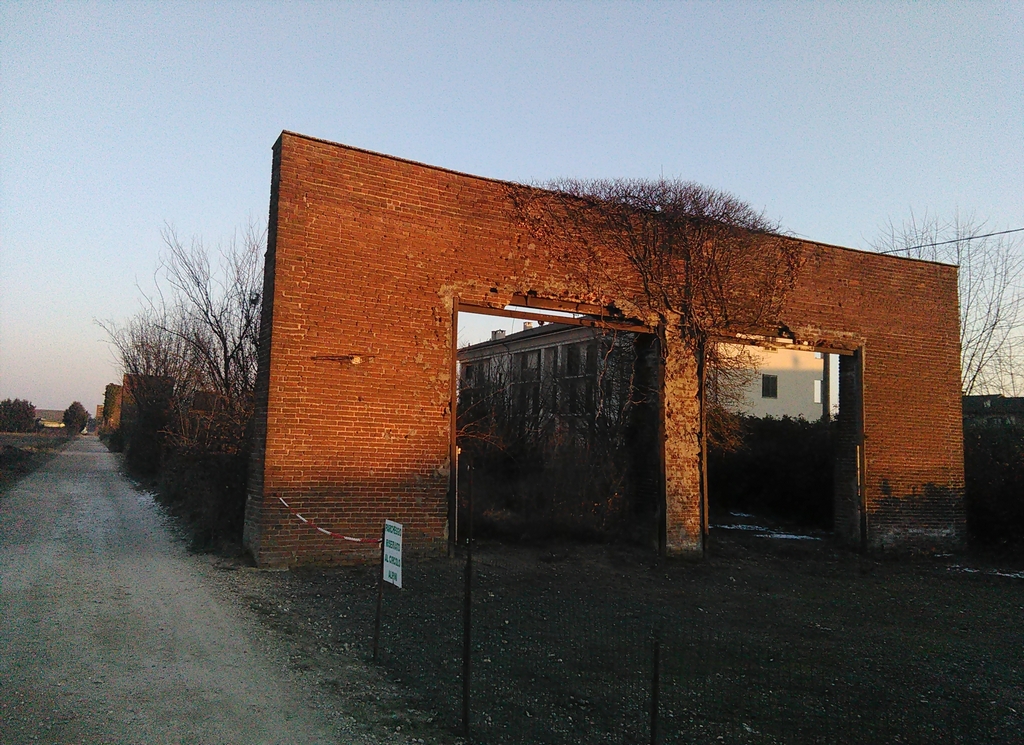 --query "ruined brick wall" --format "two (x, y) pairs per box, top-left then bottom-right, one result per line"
(244, 131), (964, 566)
(101, 383), (123, 433)
(245, 132), (593, 565)
(241, 140), (283, 561)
